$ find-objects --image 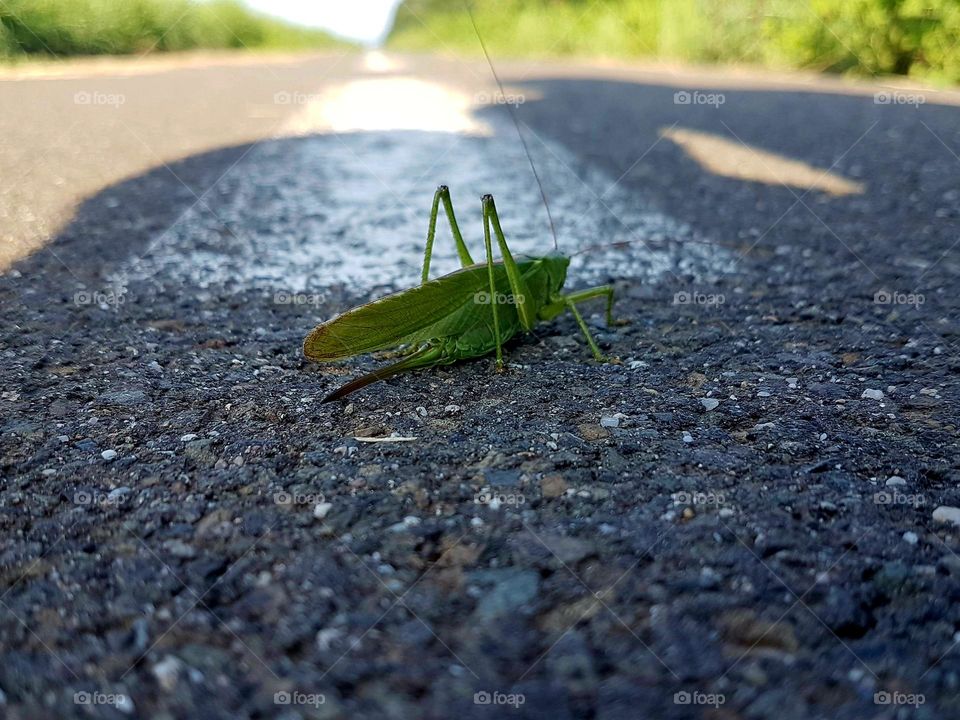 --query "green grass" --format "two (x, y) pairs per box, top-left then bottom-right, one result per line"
(0, 0), (350, 59)
(388, 0), (960, 85)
